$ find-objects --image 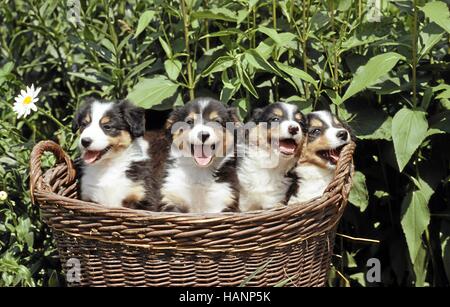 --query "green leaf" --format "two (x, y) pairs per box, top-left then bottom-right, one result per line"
(275, 62), (318, 89)
(342, 52), (405, 102)
(420, 1), (450, 34)
(68, 72), (101, 84)
(401, 178), (434, 264)
(127, 75), (179, 109)
(244, 49), (280, 75)
(237, 63), (258, 98)
(201, 56), (234, 77)
(192, 8), (237, 22)
(349, 171), (369, 212)
(134, 10), (156, 38)
(258, 26), (296, 47)
(0, 62), (13, 86)
(401, 189), (430, 265)
(347, 103), (393, 140)
(220, 70), (240, 103)
(164, 59), (182, 81)
(392, 108), (428, 171)
(419, 22), (445, 60)
(158, 37), (173, 59)
(200, 29), (243, 40)
(255, 39), (275, 60)
(412, 241), (428, 286)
